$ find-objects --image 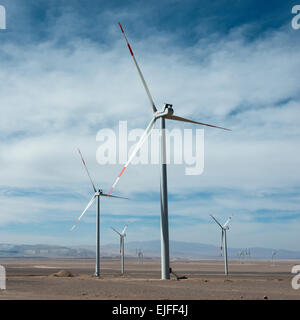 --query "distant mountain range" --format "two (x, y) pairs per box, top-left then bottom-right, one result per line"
(101, 240), (300, 260)
(0, 241), (299, 260)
